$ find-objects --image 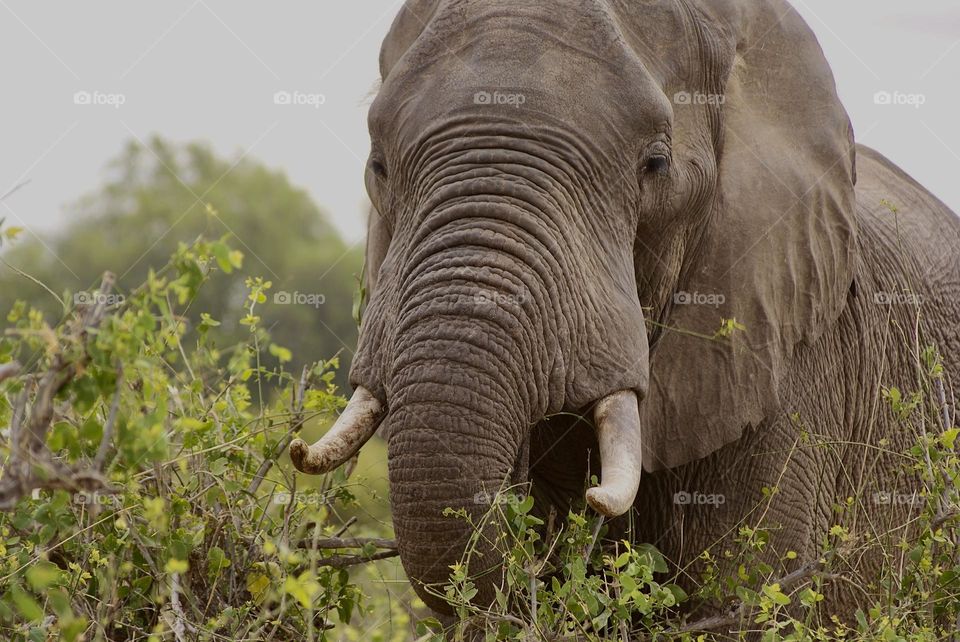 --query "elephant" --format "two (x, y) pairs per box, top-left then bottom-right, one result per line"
(290, 0), (960, 628)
